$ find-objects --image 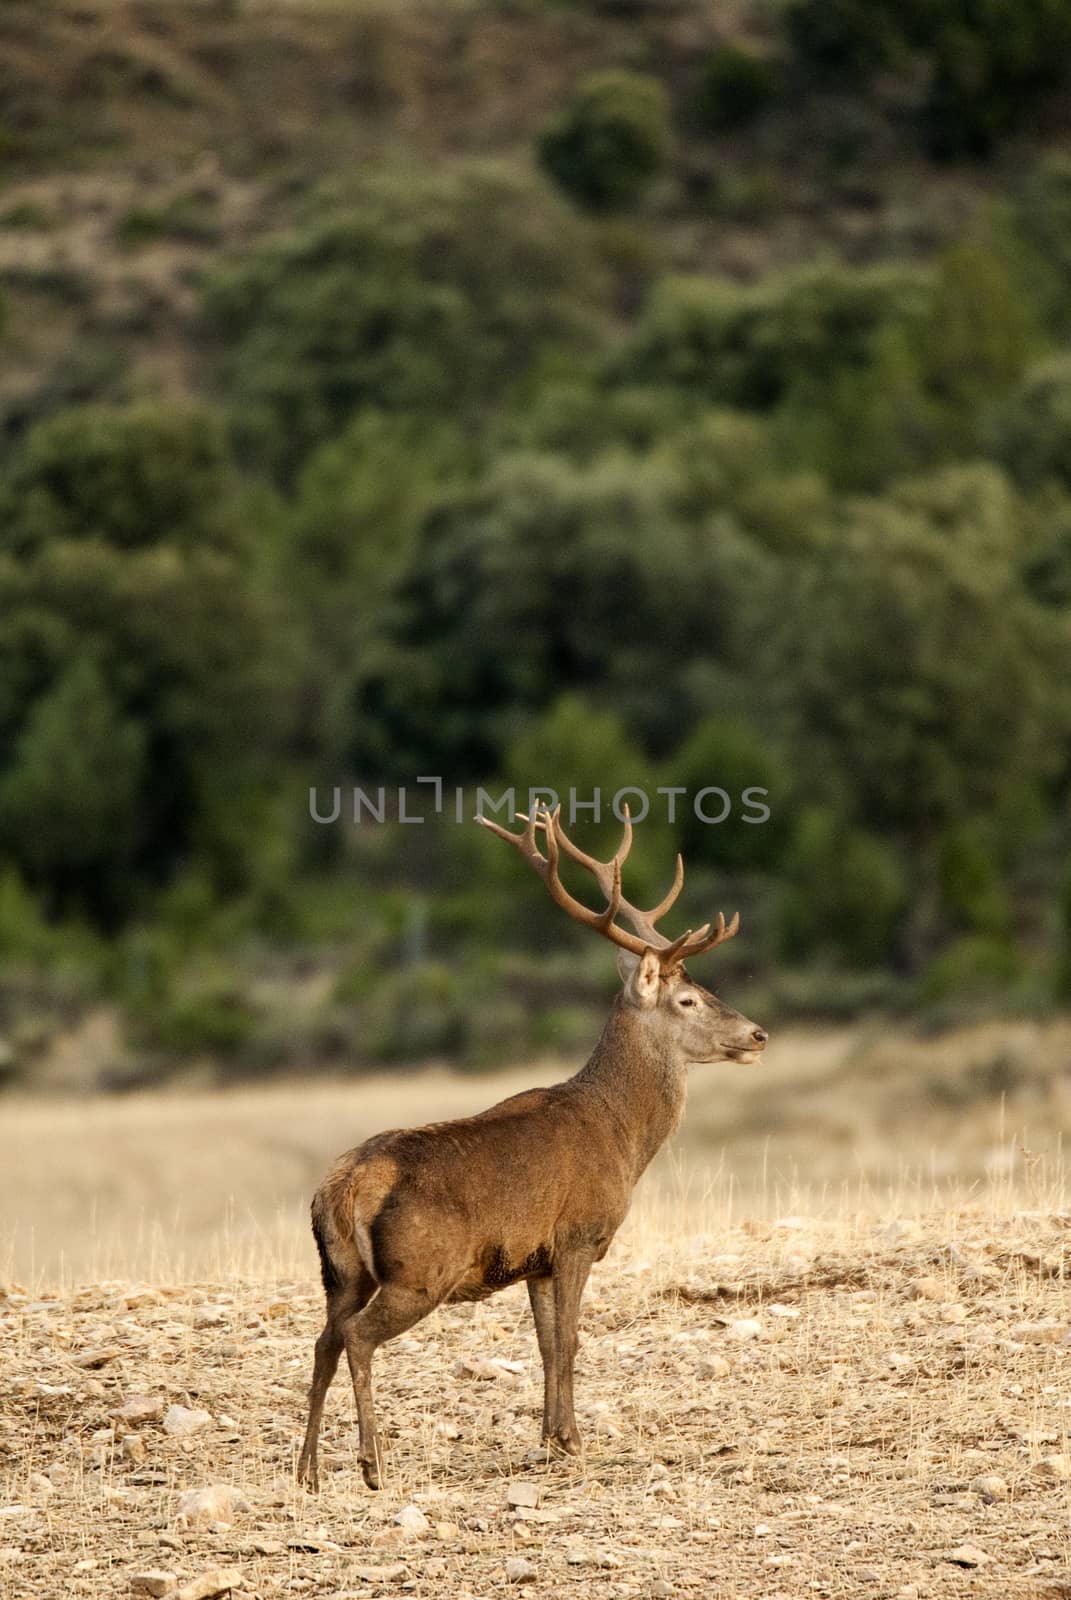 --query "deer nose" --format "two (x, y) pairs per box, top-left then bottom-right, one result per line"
(751, 1027), (768, 1045)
